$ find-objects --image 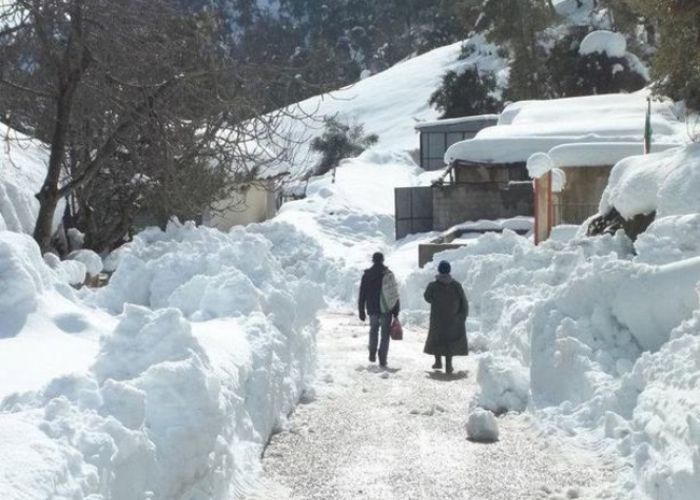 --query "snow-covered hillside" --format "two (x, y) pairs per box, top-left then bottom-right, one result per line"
(279, 35), (507, 175)
(0, 124), (62, 235)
